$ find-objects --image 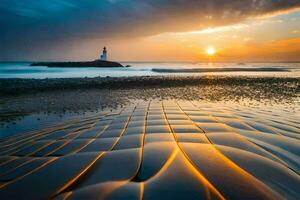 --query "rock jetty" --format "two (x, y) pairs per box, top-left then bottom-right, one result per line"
(30, 60), (124, 68)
